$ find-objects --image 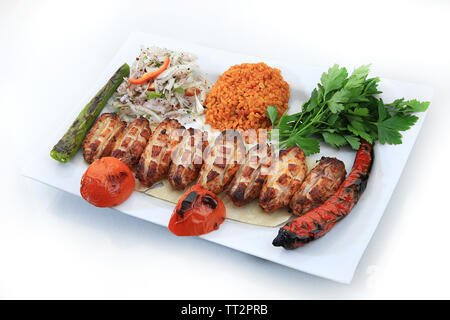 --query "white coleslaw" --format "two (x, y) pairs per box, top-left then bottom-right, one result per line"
(112, 46), (211, 125)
